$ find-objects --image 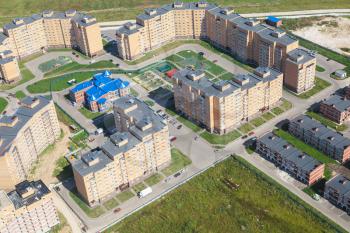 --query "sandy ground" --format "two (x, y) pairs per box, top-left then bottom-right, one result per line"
(30, 123), (71, 184)
(293, 17), (350, 55)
